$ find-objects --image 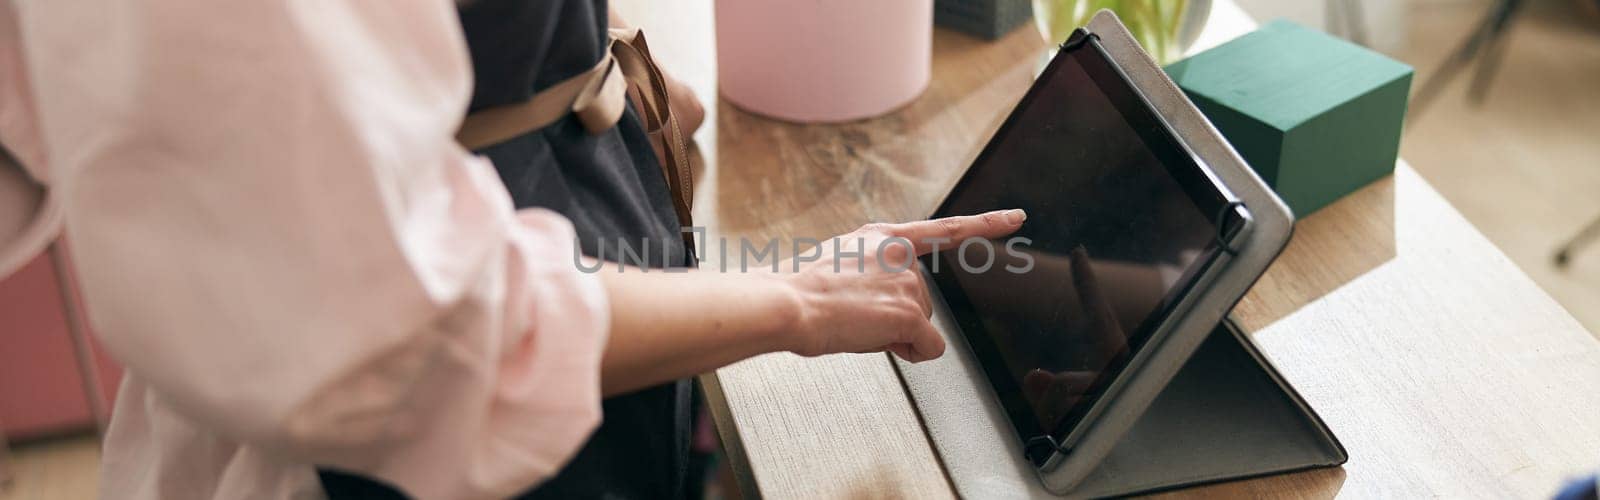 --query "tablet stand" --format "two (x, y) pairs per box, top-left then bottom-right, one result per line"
(894, 316), (1347, 499)
(1064, 318), (1345, 497)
